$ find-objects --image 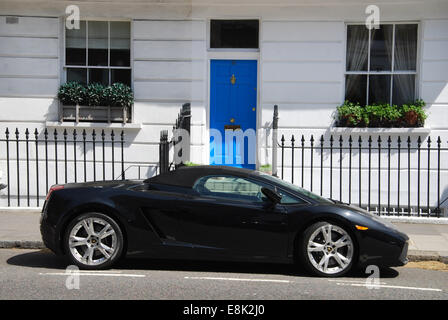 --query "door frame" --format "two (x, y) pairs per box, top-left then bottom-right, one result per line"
(206, 53), (261, 169)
